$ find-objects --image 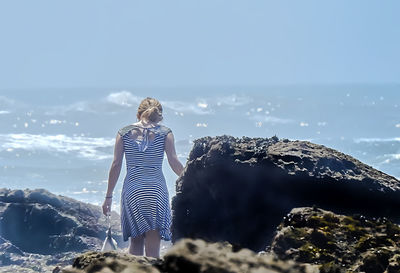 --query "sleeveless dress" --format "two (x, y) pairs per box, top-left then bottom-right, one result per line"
(118, 123), (172, 241)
